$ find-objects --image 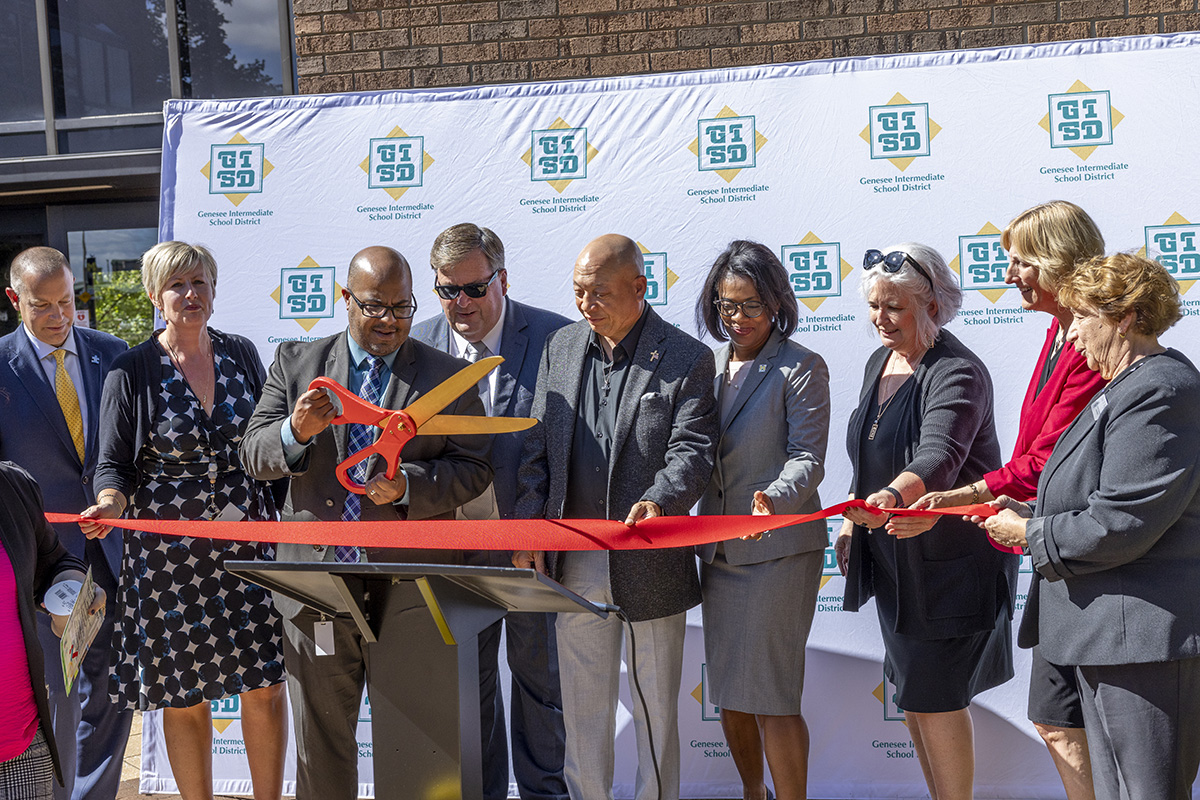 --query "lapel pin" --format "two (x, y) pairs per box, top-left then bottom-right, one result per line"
(91, 355), (101, 364)
(758, 364), (767, 372)
(650, 350), (660, 362)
